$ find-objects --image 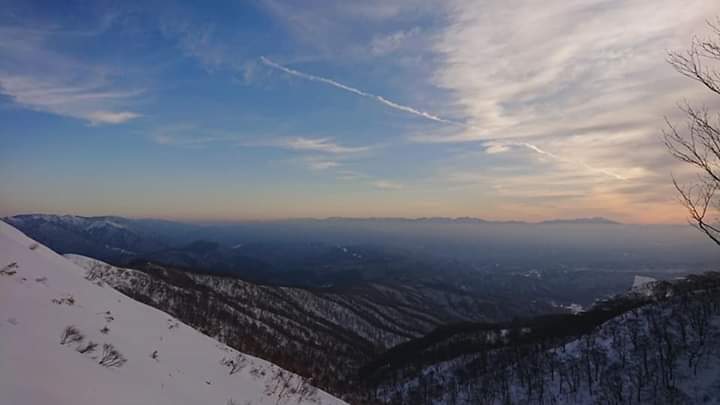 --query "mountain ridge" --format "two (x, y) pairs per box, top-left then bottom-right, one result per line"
(7, 213), (622, 225)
